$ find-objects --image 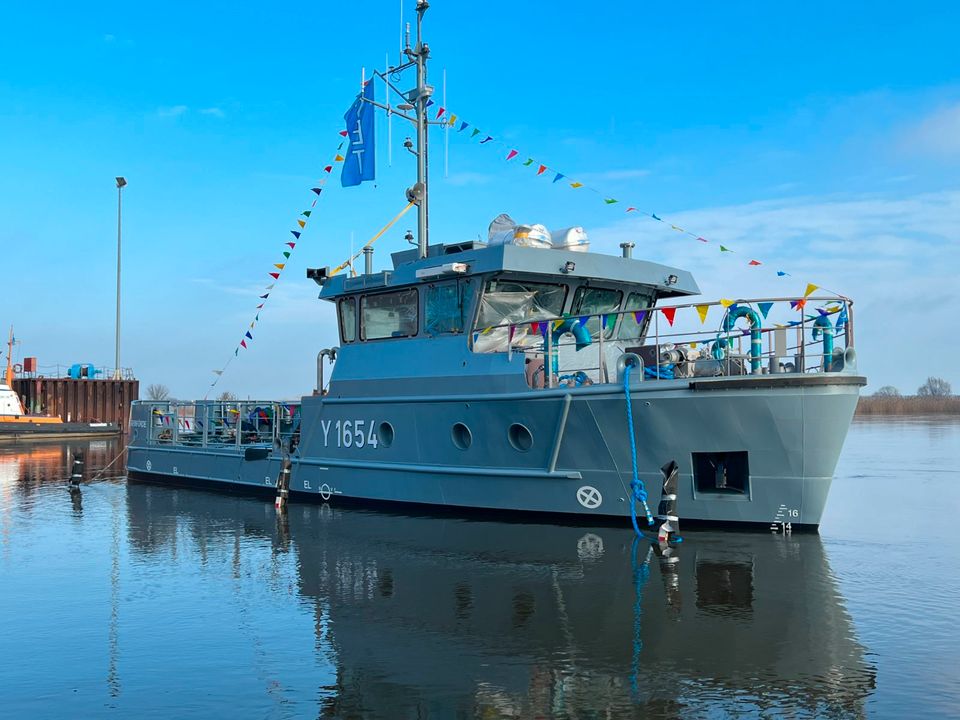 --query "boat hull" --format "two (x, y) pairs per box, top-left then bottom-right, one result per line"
(0, 421), (120, 443)
(126, 374), (864, 528)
